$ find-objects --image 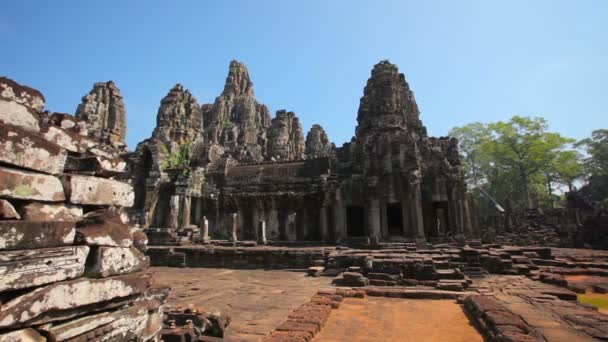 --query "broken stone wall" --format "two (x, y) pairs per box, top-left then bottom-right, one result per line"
(0, 77), (166, 340)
